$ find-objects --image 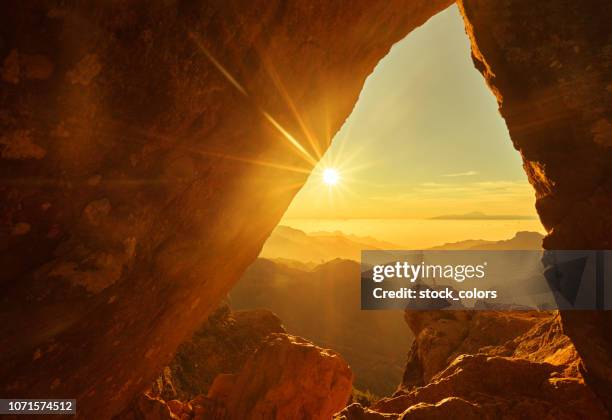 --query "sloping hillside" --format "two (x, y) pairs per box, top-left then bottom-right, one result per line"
(231, 258), (411, 396)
